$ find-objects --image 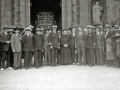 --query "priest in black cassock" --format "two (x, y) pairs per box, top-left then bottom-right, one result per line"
(61, 29), (72, 64)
